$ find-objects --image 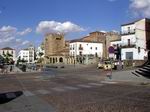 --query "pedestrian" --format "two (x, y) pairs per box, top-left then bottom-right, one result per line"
(106, 70), (112, 79)
(10, 65), (13, 72)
